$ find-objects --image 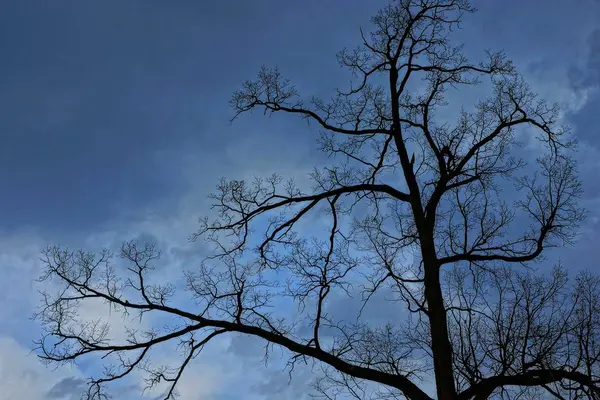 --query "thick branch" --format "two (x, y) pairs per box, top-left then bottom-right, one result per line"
(458, 369), (600, 400)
